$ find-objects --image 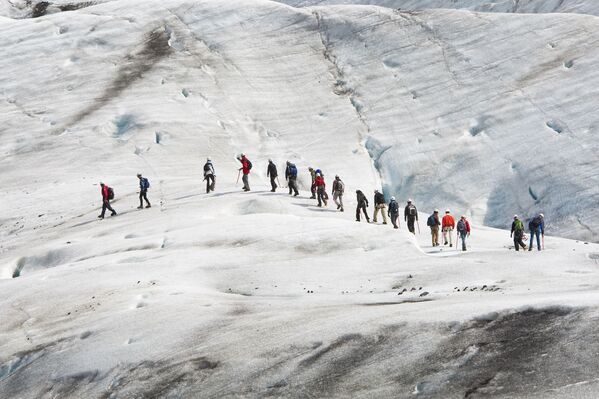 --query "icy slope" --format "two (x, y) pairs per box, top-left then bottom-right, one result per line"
(278, 0), (599, 16)
(2, 2), (599, 241)
(2, 179), (599, 398)
(2, 0), (599, 397)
